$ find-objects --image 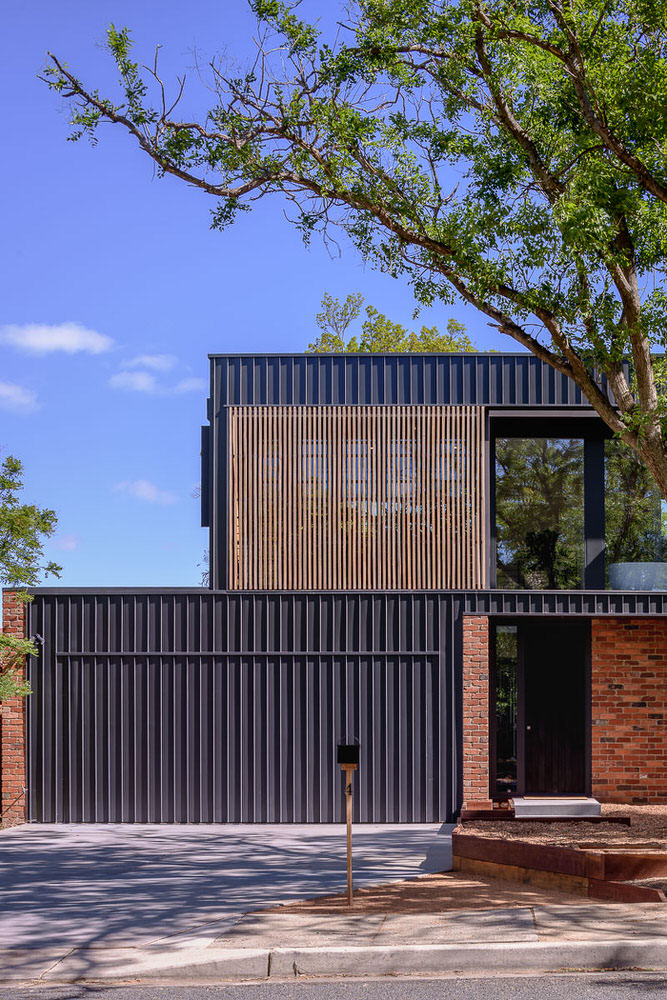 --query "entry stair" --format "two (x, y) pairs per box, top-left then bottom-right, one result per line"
(511, 797), (602, 819)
